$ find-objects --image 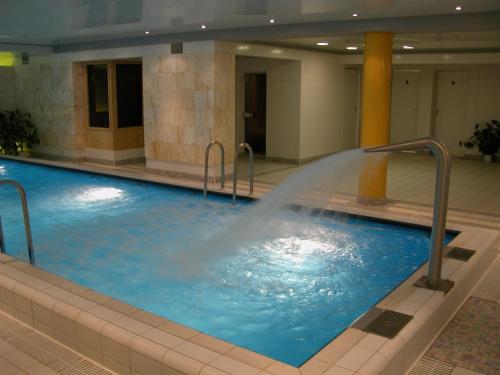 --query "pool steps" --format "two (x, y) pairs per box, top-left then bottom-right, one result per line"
(0, 179), (35, 265)
(0, 225), (497, 375)
(232, 142), (254, 204)
(203, 141), (225, 199)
